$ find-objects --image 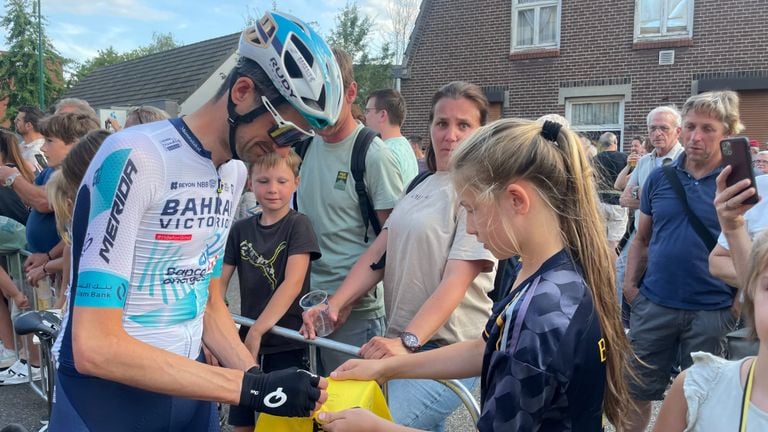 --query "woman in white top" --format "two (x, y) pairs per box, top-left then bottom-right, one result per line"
(654, 229), (768, 431)
(302, 82), (497, 432)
